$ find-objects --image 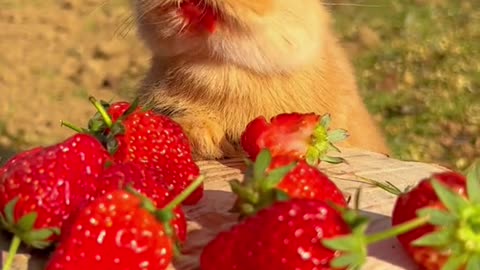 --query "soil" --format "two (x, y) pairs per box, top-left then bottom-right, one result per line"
(0, 0), (148, 160)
